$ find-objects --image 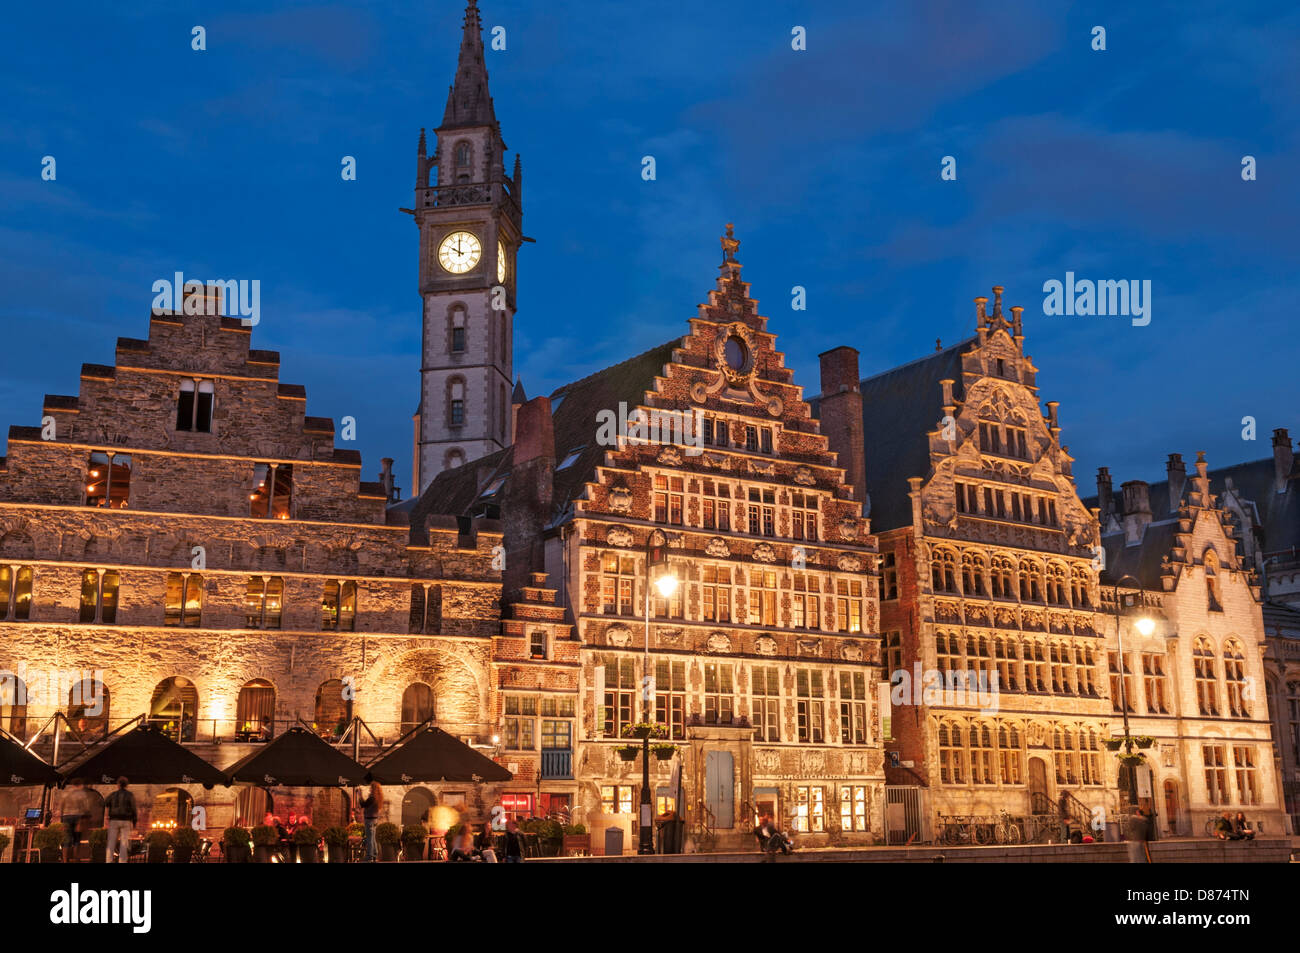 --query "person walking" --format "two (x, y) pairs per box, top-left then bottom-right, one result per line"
(357, 782), (383, 862)
(1124, 805), (1151, 863)
(60, 778), (93, 863)
(104, 777), (138, 864)
(1057, 791), (1072, 843)
(502, 818), (524, 863)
